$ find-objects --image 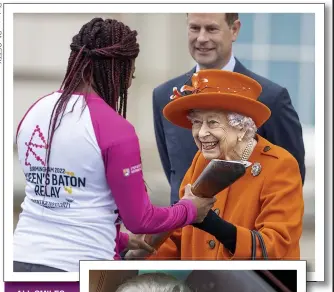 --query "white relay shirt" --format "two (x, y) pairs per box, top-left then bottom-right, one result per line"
(14, 91), (196, 272)
(14, 92), (119, 272)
